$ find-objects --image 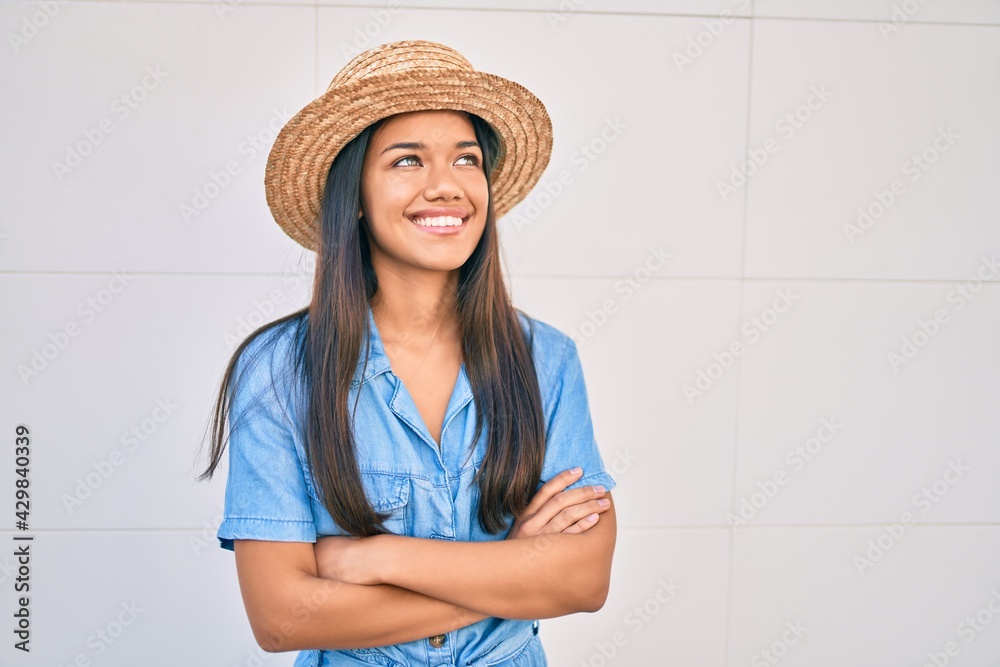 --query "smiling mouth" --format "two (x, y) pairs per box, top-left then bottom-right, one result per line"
(410, 215), (467, 228)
